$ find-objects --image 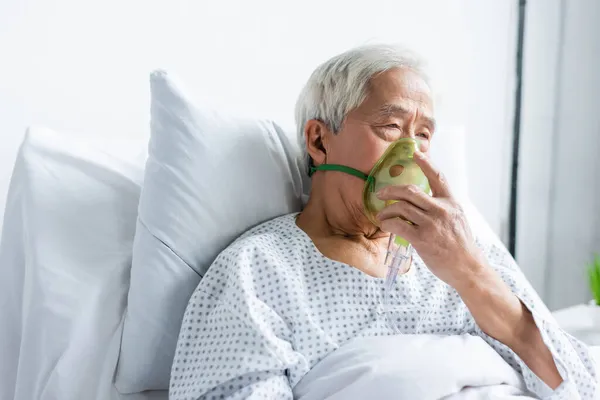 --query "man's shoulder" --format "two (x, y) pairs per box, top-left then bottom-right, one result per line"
(236, 213), (300, 243)
(201, 213), (306, 298)
(210, 213), (304, 272)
